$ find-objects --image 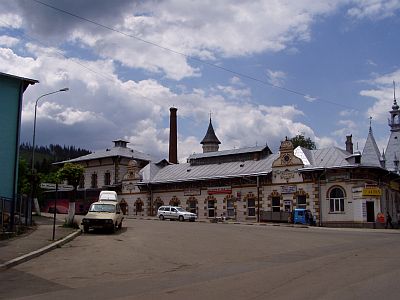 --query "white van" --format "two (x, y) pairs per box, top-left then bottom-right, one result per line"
(99, 191), (117, 201)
